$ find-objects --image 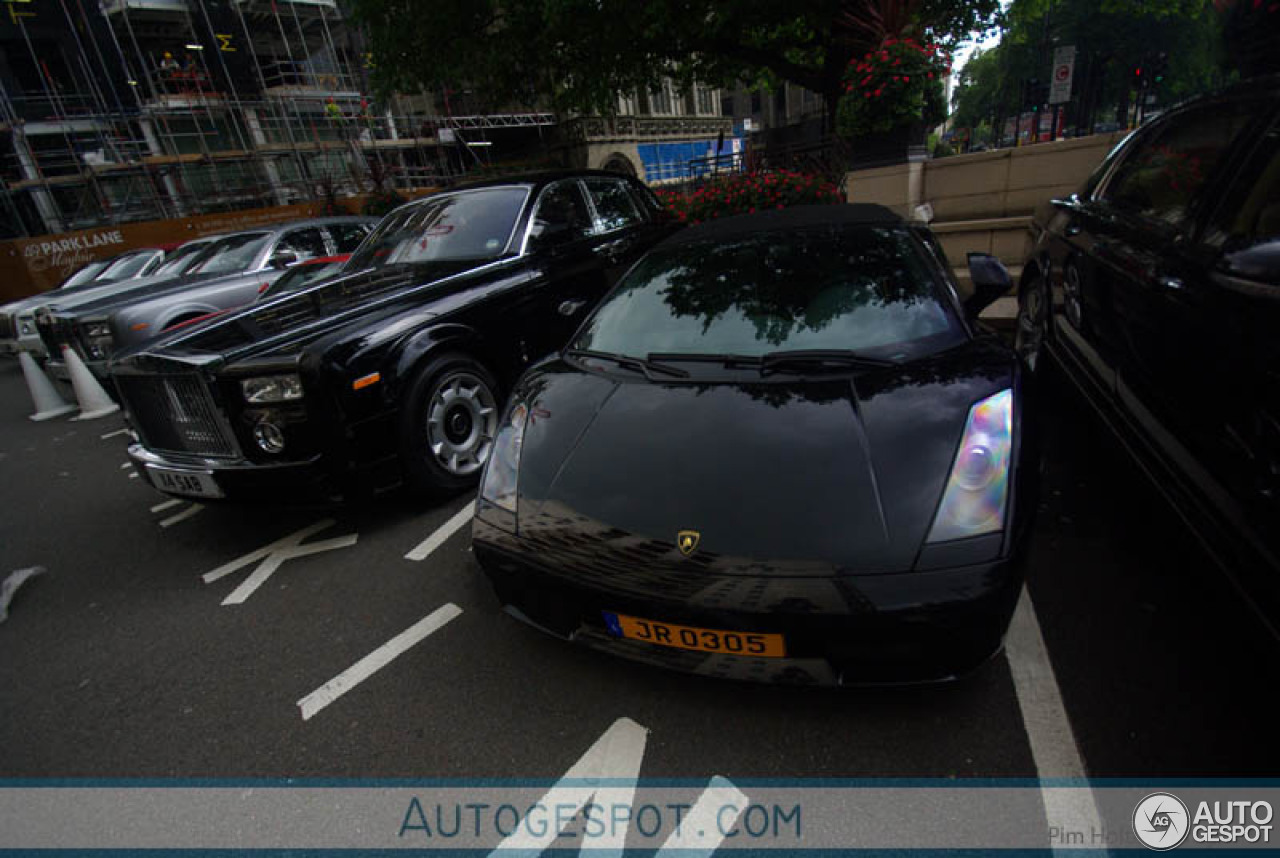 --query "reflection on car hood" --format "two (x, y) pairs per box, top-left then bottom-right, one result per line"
(118, 260), (479, 366)
(515, 346), (1013, 574)
(36, 269), (210, 315)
